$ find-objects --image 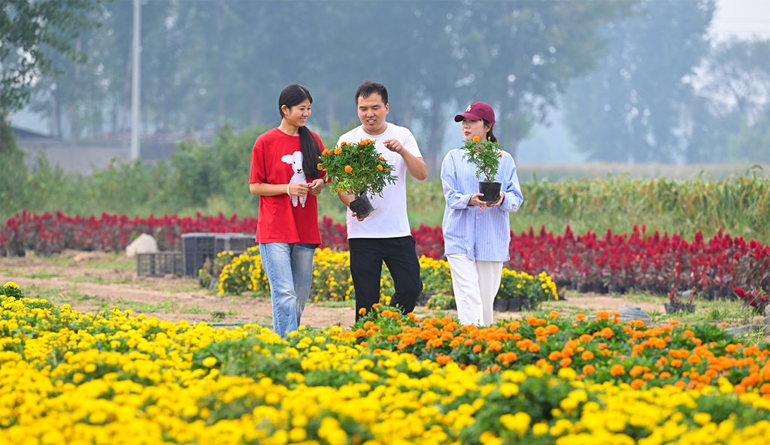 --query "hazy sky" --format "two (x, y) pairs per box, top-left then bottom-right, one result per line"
(712, 0), (770, 40)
